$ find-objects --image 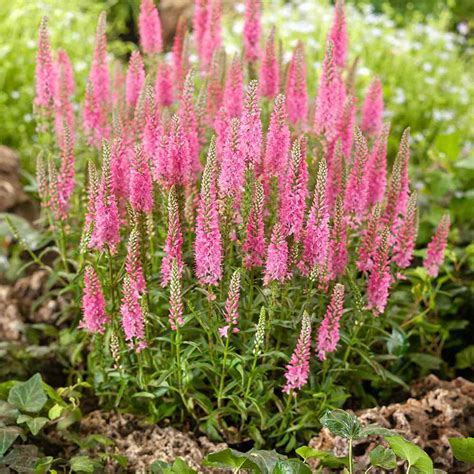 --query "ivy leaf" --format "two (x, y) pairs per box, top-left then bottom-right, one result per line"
(360, 425), (396, 437)
(369, 446), (397, 469)
(16, 415), (49, 436)
(2, 445), (39, 471)
(70, 455), (95, 473)
(151, 458), (197, 473)
(455, 346), (474, 370)
(8, 374), (48, 413)
(448, 437), (474, 463)
(273, 459), (312, 474)
(0, 426), (22, 456)
(385, 436), (433, 473)
(320, 410), (362, 440)
(295, 446), (349, 468)
(203, 448), (260, 471)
